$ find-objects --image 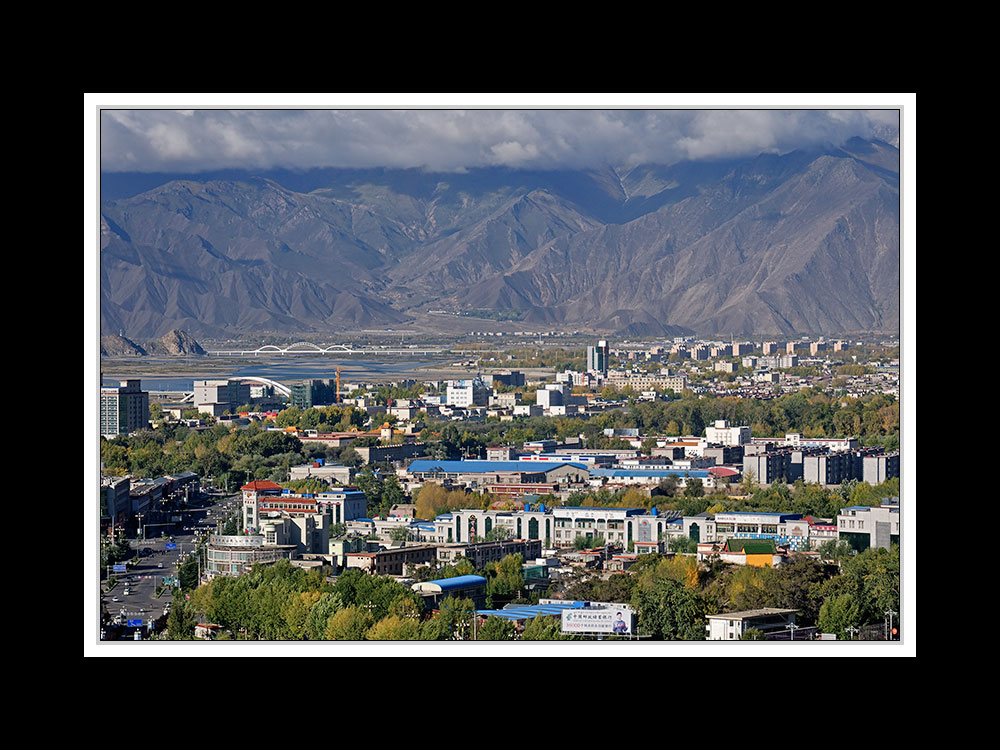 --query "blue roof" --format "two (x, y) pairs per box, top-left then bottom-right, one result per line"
(408, 459), (588, 474)
(476, 602), (587, 619)
(424, 575), (487, 590)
